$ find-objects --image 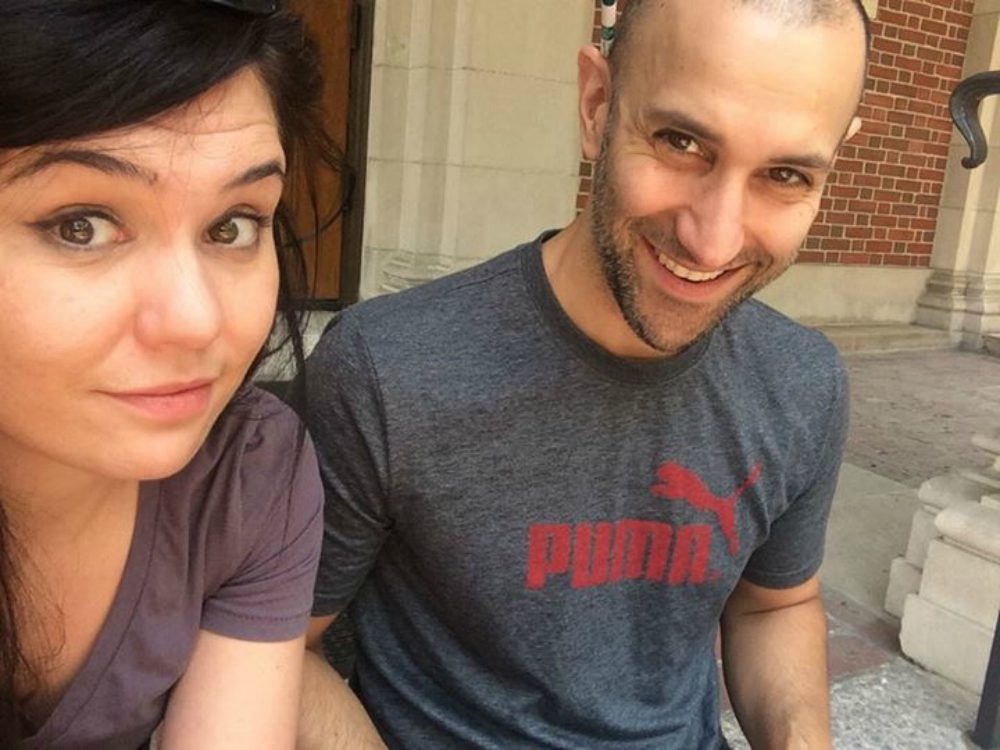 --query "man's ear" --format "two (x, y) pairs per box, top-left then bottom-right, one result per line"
(844, 116), (863, 142)
(578, 45), (613, 161)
